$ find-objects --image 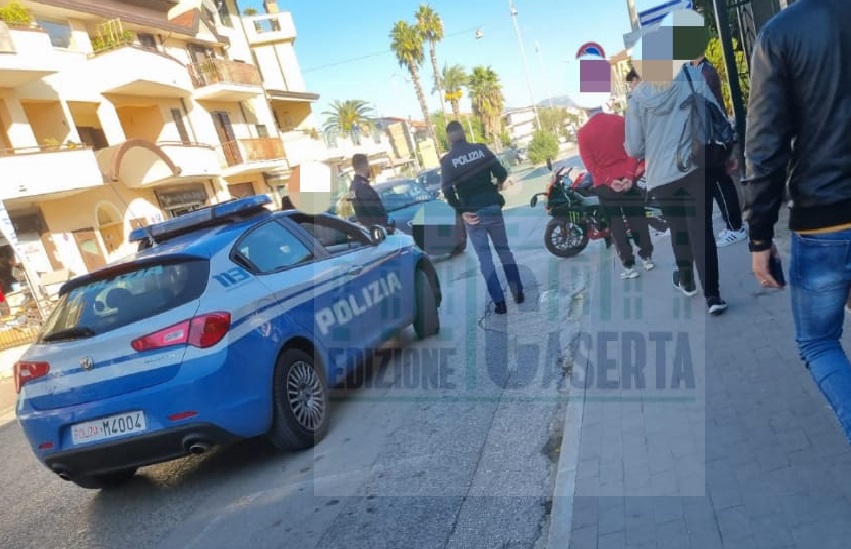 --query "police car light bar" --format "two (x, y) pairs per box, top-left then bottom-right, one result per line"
(129, 195), (272, 243)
